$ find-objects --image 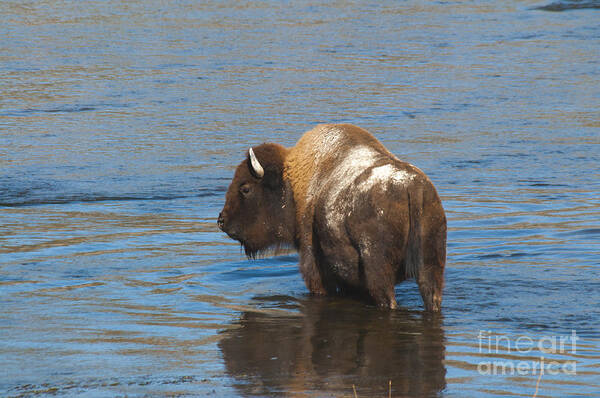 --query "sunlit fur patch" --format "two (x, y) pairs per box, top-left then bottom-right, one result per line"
(320, 146), (380, 207)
